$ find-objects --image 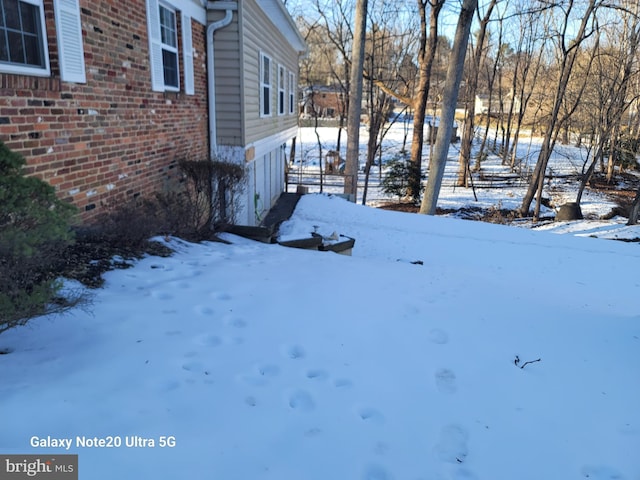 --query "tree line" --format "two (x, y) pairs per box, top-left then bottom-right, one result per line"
(286, 0), (640, 222)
